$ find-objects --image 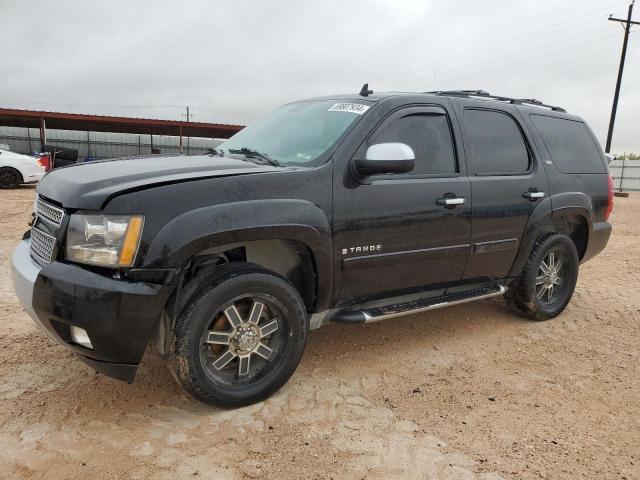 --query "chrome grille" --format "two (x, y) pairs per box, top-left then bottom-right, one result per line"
(30, 227), (56, 263)
(36, 196), (64, 227)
